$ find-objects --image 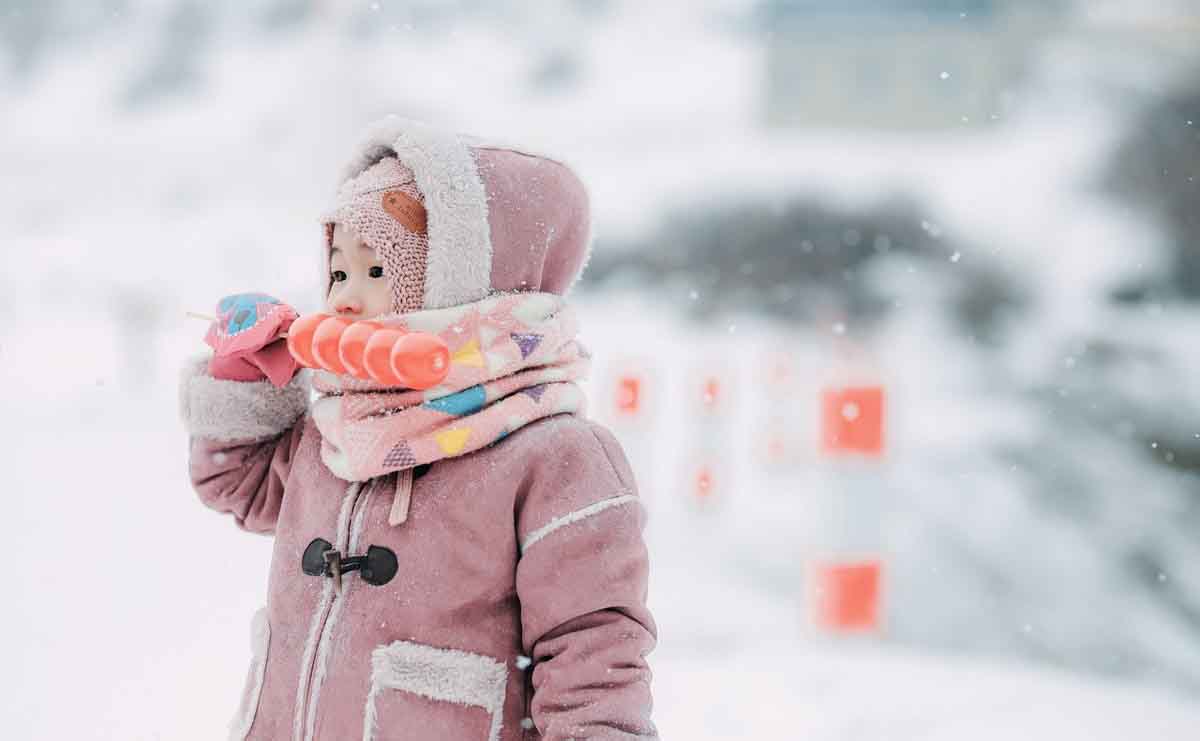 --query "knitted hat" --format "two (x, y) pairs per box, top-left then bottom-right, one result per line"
(320, 116), (594, 315)
(322, 157), (430, 312)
